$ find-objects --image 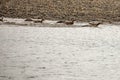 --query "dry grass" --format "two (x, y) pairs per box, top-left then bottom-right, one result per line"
(0, 0), (120, 22)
